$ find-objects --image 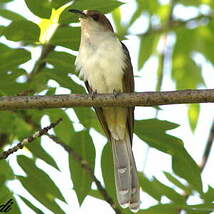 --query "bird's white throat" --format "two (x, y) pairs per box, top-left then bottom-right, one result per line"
(75, 31), (126, 93)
